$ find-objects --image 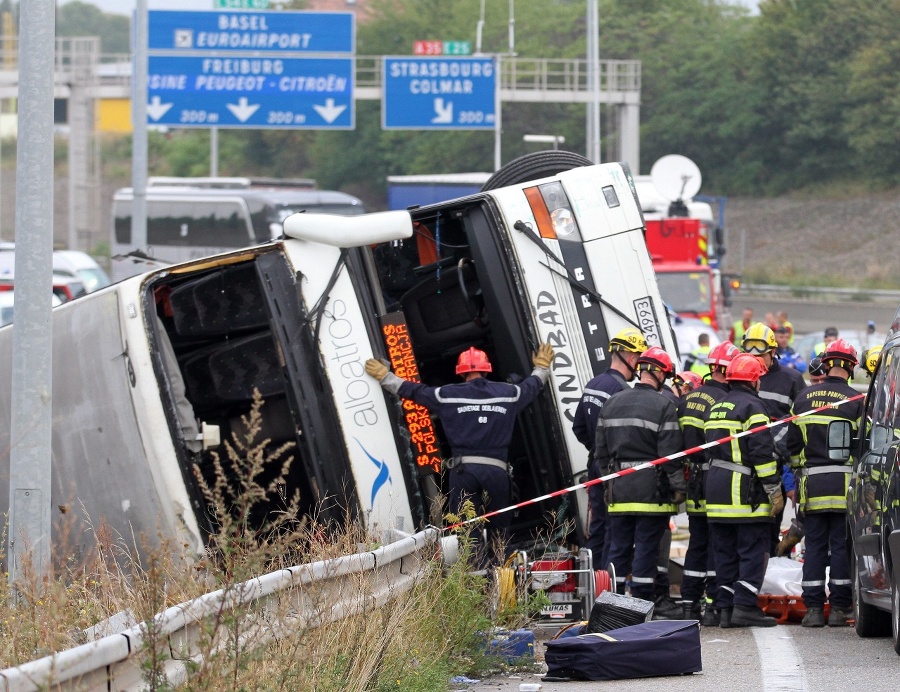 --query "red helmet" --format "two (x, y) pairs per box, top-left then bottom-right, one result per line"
(674, 371), (703, 391)
(456, 347), (493, 375)
(636, 346), (674, 378)
(726, 353), (768, 383)
(707, 341), (740, 368)
(822, 338), (858, 372)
